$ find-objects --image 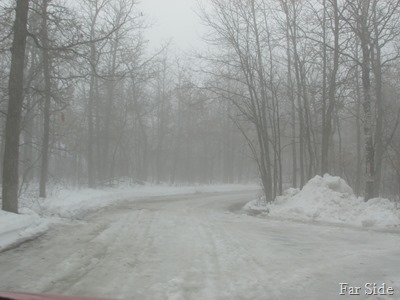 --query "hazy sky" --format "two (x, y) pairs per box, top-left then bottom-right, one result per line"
(139, 0), (205, 50)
